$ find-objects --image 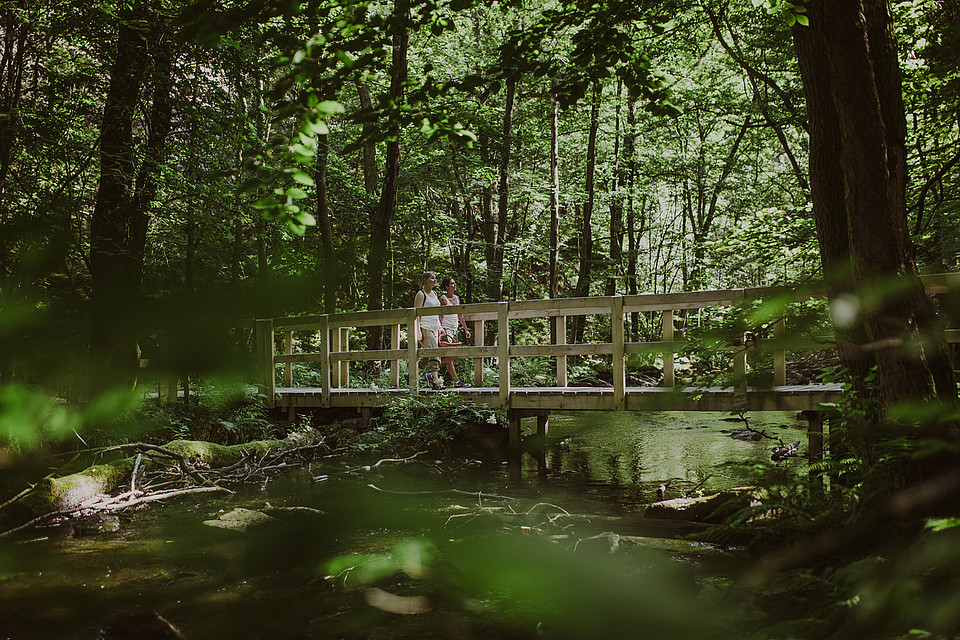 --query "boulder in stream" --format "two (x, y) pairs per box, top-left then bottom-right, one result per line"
(643, 488), (756, 524)
(203, 507), (276, 533)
